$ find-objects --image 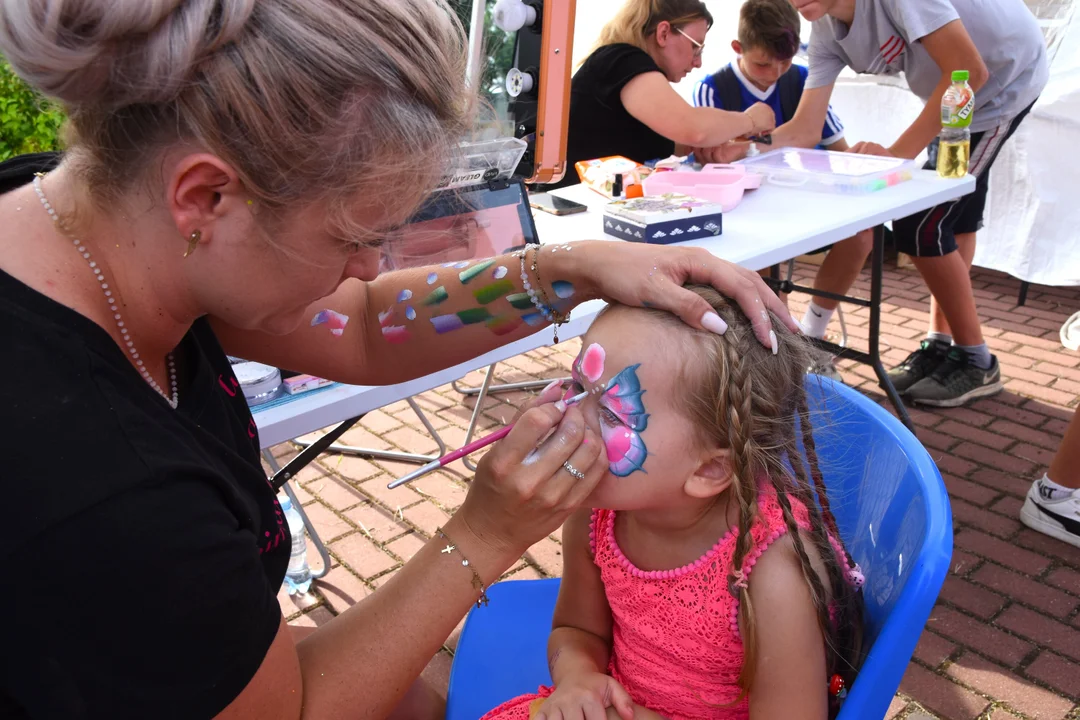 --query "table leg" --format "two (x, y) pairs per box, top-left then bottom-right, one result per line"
(868, 226), (915, 434)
